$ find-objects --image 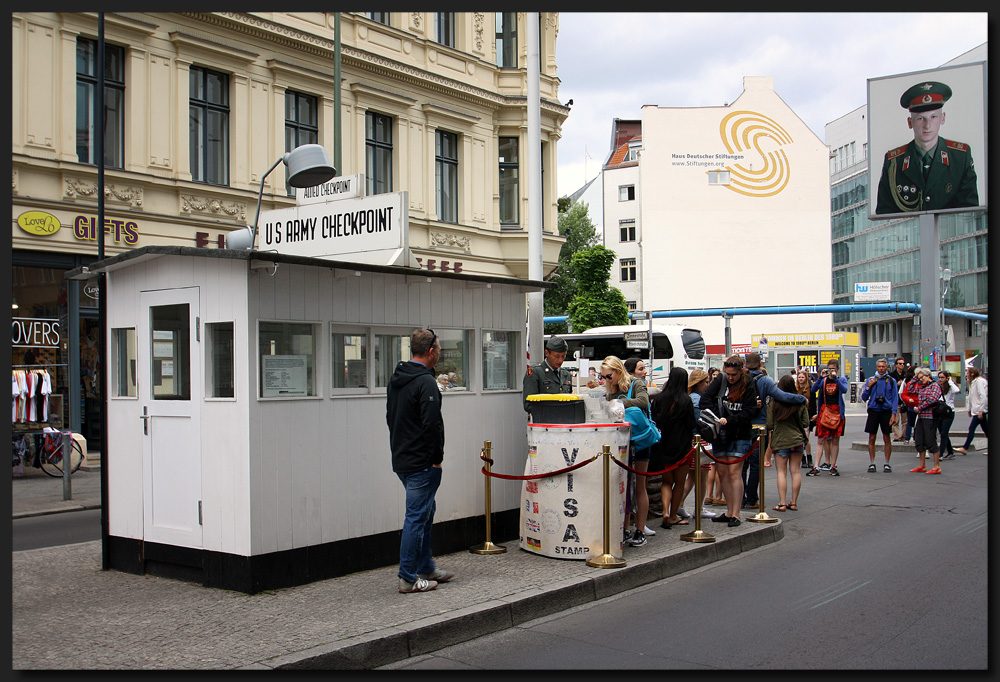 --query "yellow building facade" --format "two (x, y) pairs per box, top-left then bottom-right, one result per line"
(11, 11), (567, 444)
